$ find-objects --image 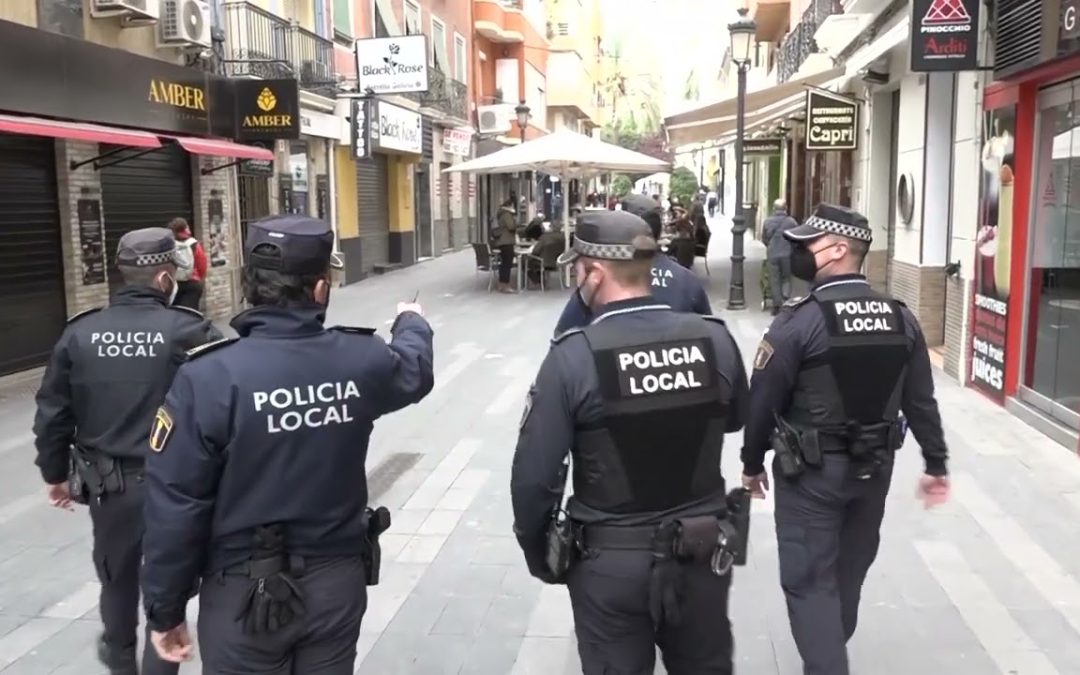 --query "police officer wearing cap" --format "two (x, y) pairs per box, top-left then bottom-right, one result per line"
(553, 193), (712, 334)
(741, 204), (951, 675)
(32, 227), (221, 675)
(512, 209), (749, 674)
(141, 215), (434, 673)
